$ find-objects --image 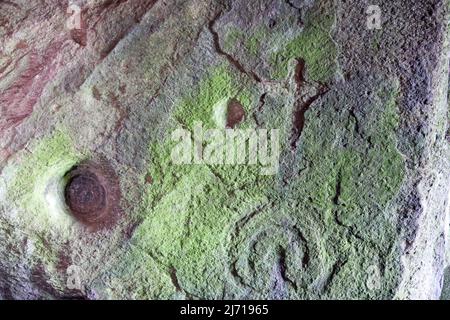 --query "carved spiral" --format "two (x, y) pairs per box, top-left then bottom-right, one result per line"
(225, 207), (315, 299)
